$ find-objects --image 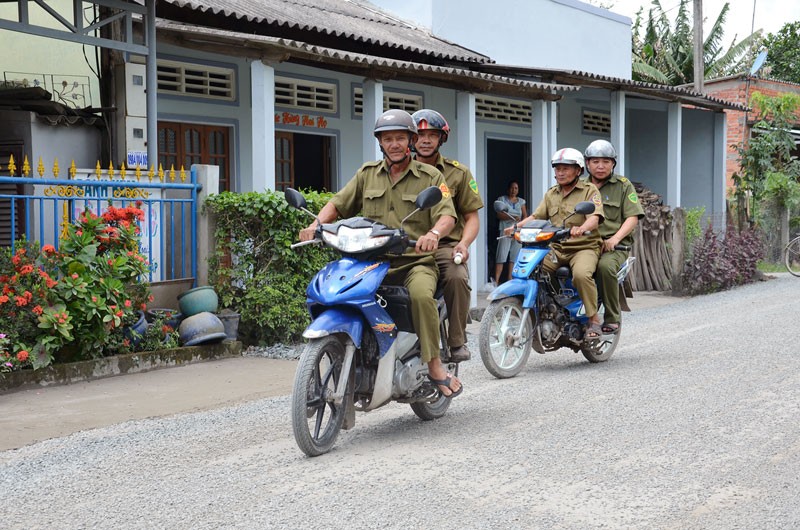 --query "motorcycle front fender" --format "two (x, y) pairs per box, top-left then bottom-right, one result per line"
(303, 307), (364, 348)
(486, 278), (539, 309)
